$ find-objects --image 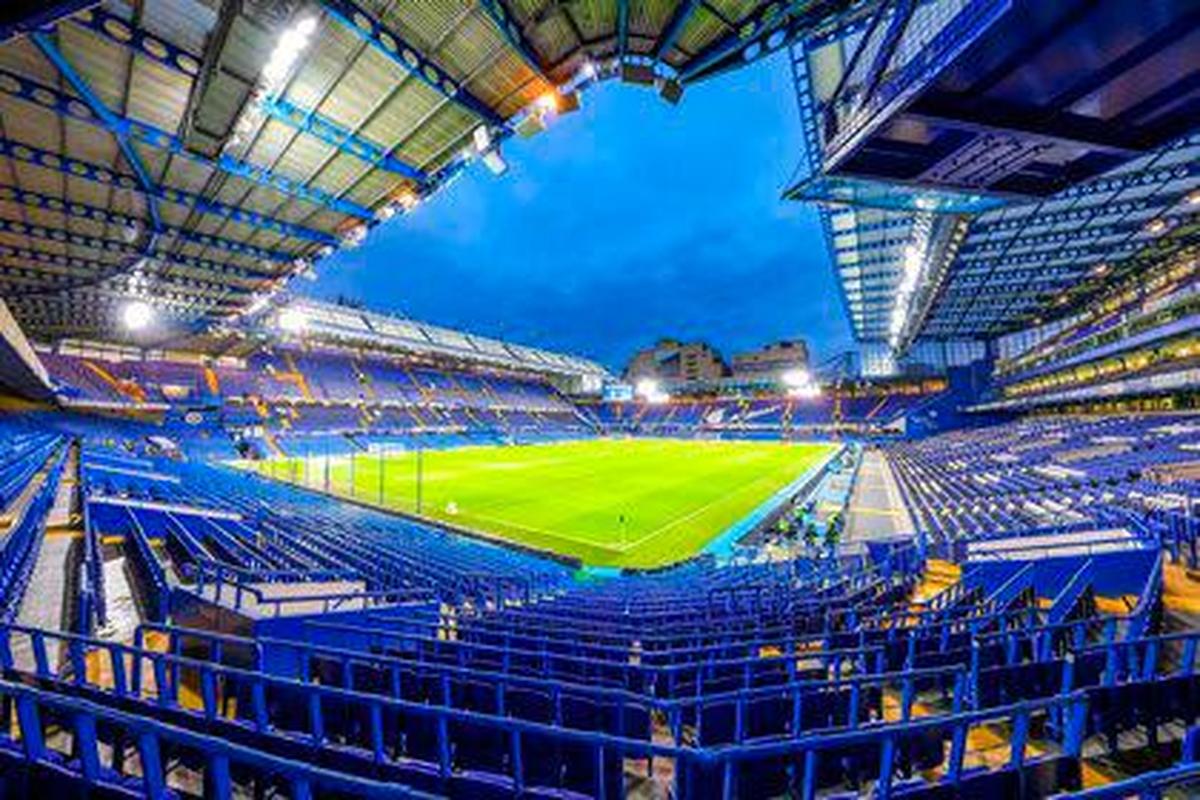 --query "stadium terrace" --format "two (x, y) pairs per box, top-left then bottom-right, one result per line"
(0, 1), (1196, 799)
